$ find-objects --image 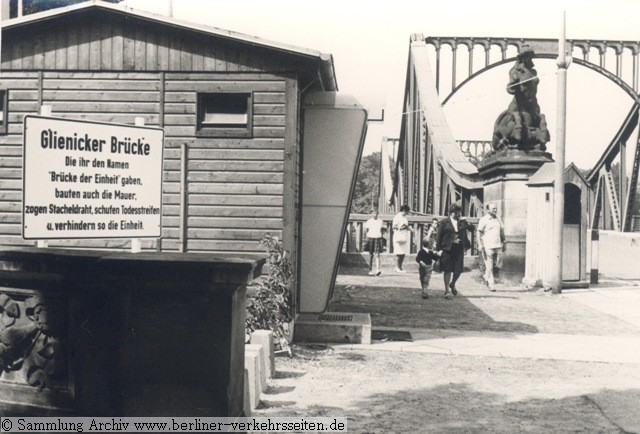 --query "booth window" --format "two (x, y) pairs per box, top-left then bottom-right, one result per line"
(0, 90), (7, 135)
(196, 92), (252, 137)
